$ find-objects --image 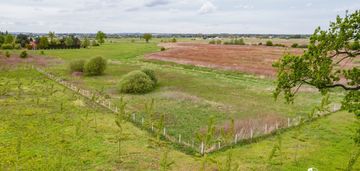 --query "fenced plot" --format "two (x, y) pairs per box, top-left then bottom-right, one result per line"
(33, 65), (341, 155)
